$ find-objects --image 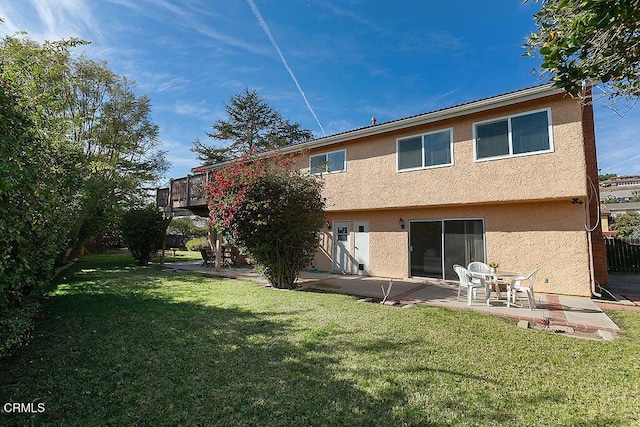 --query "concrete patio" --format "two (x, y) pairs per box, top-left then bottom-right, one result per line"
(159, 261), (639, 338)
